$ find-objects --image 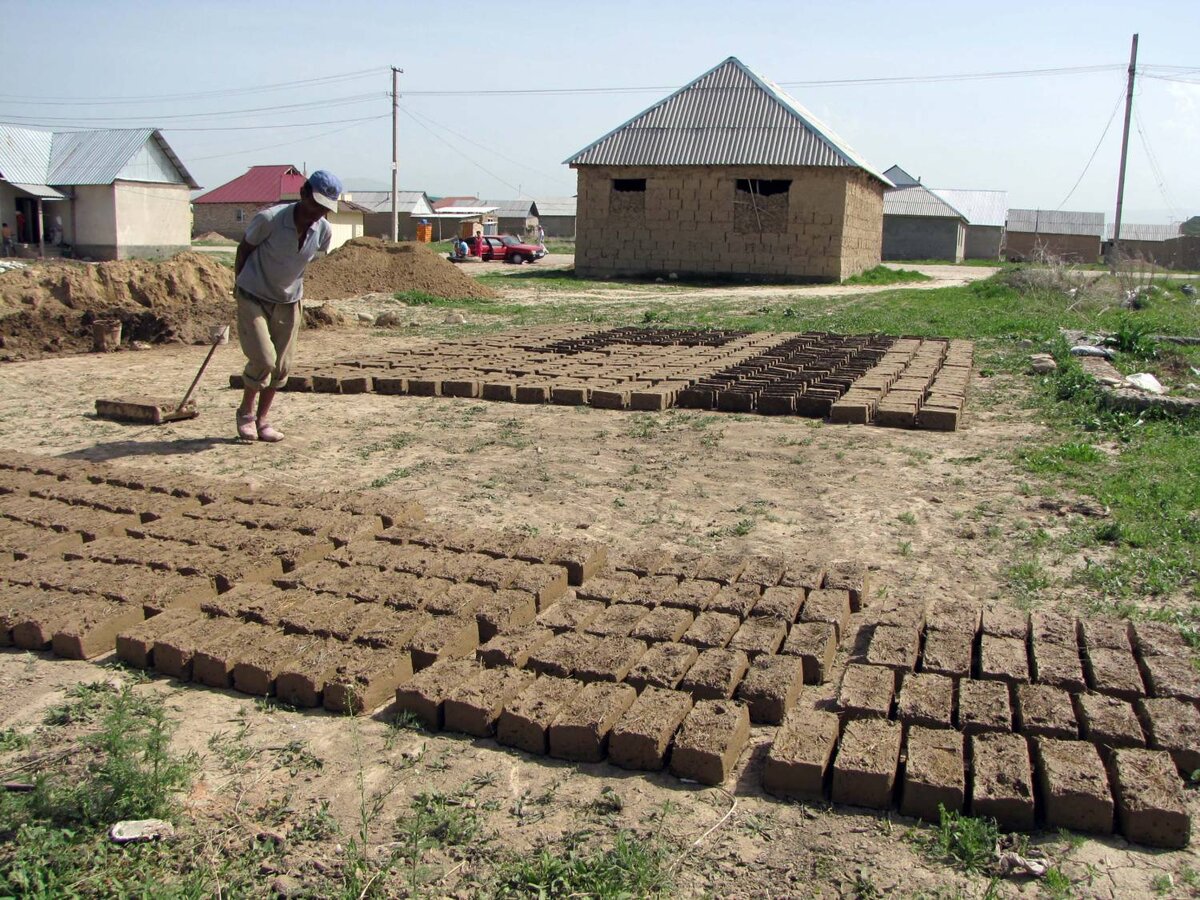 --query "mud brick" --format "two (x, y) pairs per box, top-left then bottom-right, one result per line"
(780, 621), (837, 684)
(444, 667), (536, 737)
(613, 548), (668, 577)
(629, 389), (674, 412)
(1108, 748), (1191, 848)
(958, 680), (1011, 735)
(584, 603), (650, 638)
(829, 399), (872, 425)
(625, 642), (699, 692)
(831, 718), (902, 809)
(970, 733), (1035, 829)
(625, 574), (682, 608)
(373, 375), (409, 395)
(549, 540), (607, 587)
(739, 555), (786, 588)
(44, 598), (142, 660)
(152, 615), (242, 680)
(837, 664), (895, 719)
(653, 549), (703, 580)
(232, 631), (316, 696)
(1139, 655), (1200, 704)
(736, 655), (803, 724)
(762, 708), (839, 800)
(497, 676), (583, 755)
(406, 613), (479, 670)
(916, 405), (959, 431)
(1031, 611), (1077, 648)
(420, 580), (488, 617)
(508, 564), (568, 610)
(1034, 738), (1114, 833)
(874, 602), (928, 630)
(469, 557), (531, 591)
(1083, 646), (1146, 701)
(901, 727), (965, 822)
(481, 381), (517, 401)
(981, 605), (1030, 640)
(572, 636), (647, 683)
(629, 606), (694, 644)
(662, 578), (720, 612)
(1031, 641), (1087, 693)
(799, 588), (851, 640)
(897, 672), (954, 729)
(681, 611), (741, 649)
(924, 599), (981, 636)
(778, 558), (827, 592)
(920, 629), (972, 679)
(670, 699), (751, 785)
(1137, 698), (1200, 773)
(191, 623), (270, 688)
(1076, 693), (1145, 750)
(751, 586), (804, 623)
(694, 552), (747, 585)
(430, 552), (486, 585)
(274, 639), (360, 708)
(535, 597), (604, 633)
(590, 388), (628, 410)
(394, 658), (482, 729)
(348, 608), (428, 652)
(727, 616), (787, 659)
(441, 377), (480, 398)
(1016, 684), (1078, 739)
(978, 635), (1029, 684)
(705, 583), (761, 618)
(526, 631), (595, 677)
(548, 681), (637, 762)
(577, 576), (636, 605)
(822, 560), (869, 611)
(1130, 620), (1192, 658)
(116, 608), (205, 668)
(678, 648), (750, 700)
(550, 384), (589, 405)
(609, 686), (693, 771)
(1080, 618), (1132, 654)
(475, 589), (537, 642)
(477, 626), (553, 669)
(866, 625), (921, 673)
